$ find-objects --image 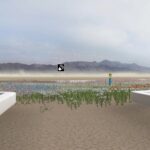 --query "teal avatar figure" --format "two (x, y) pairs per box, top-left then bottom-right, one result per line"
(109, 73), (112, 86)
